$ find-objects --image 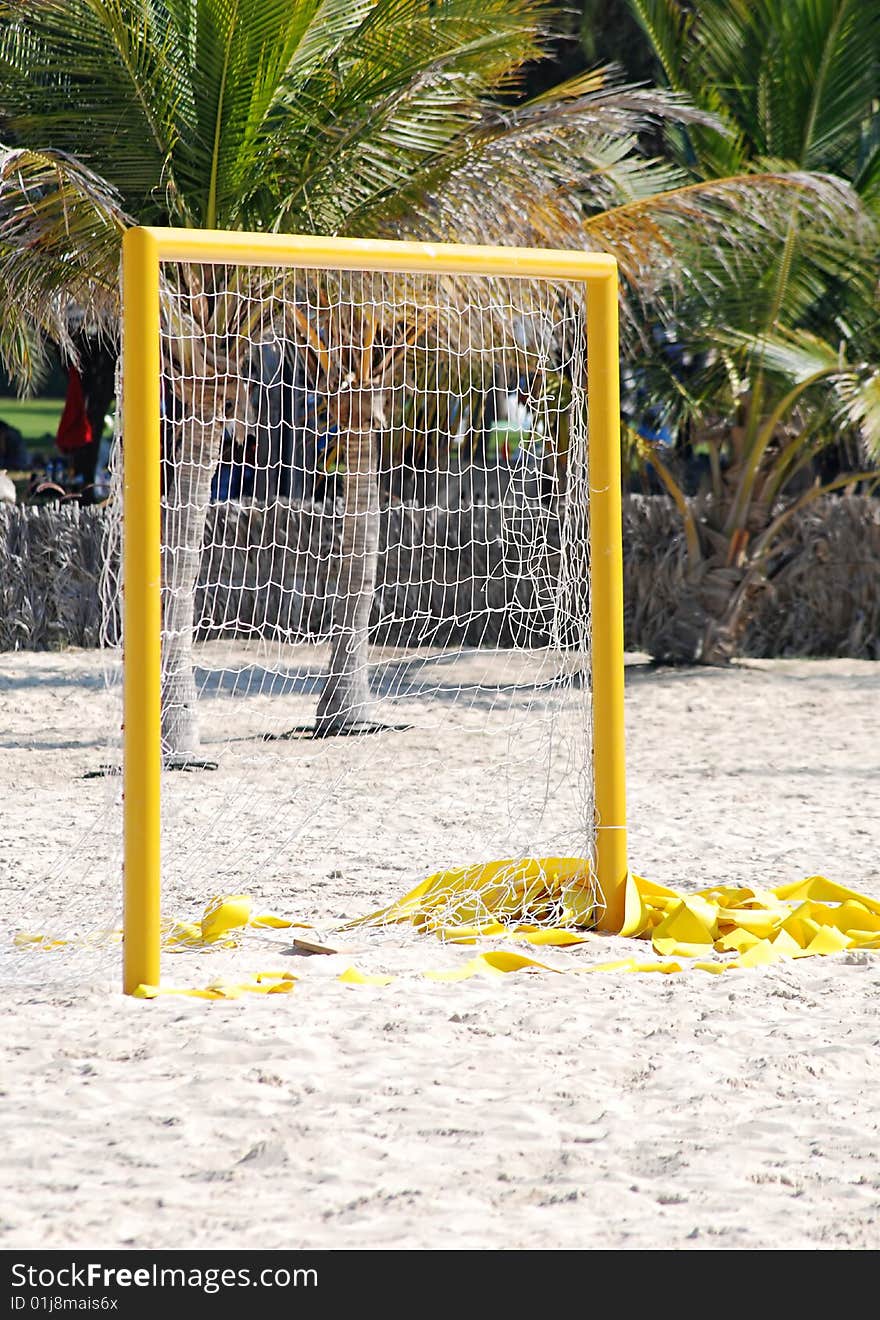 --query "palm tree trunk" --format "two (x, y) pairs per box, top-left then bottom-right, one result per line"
(316, 425), (379, 733)
(650, 560), (764, 664)
(160, 415), (221, 760)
